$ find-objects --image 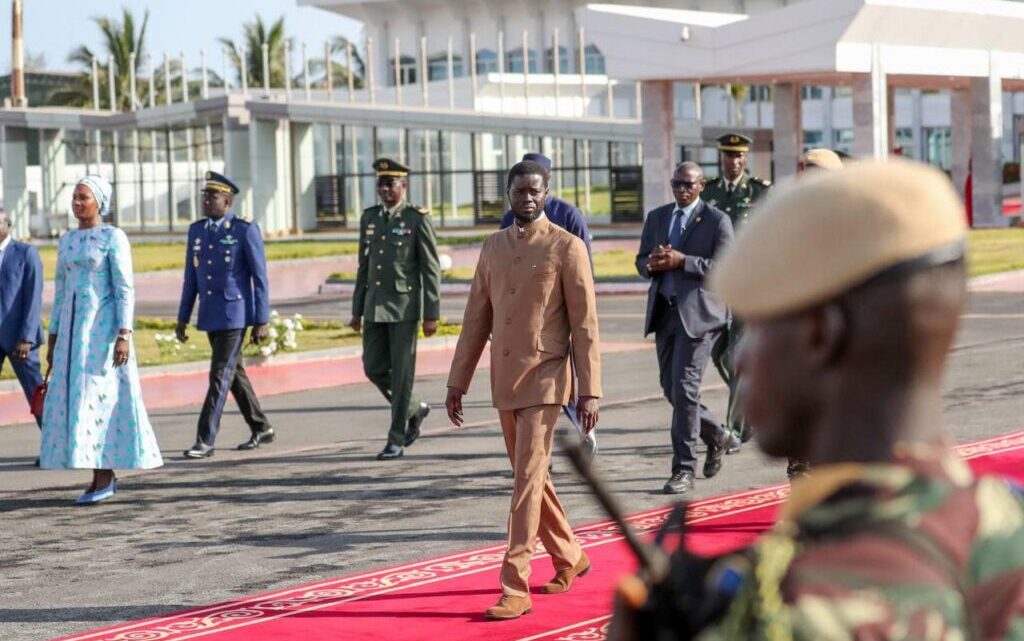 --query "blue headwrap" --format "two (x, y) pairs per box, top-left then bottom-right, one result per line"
(76, 174), (113, 217)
